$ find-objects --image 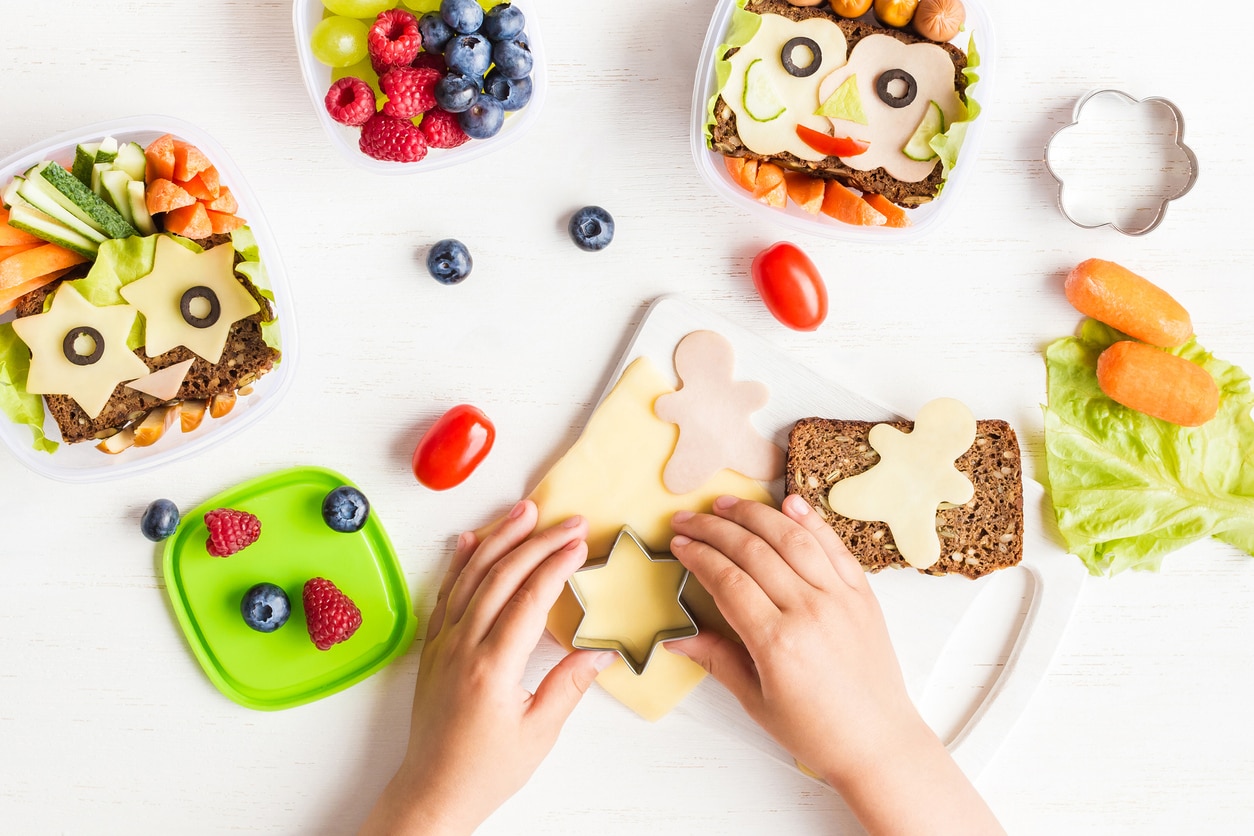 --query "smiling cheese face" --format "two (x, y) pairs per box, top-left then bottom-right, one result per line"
(721, 14), (962, 183)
